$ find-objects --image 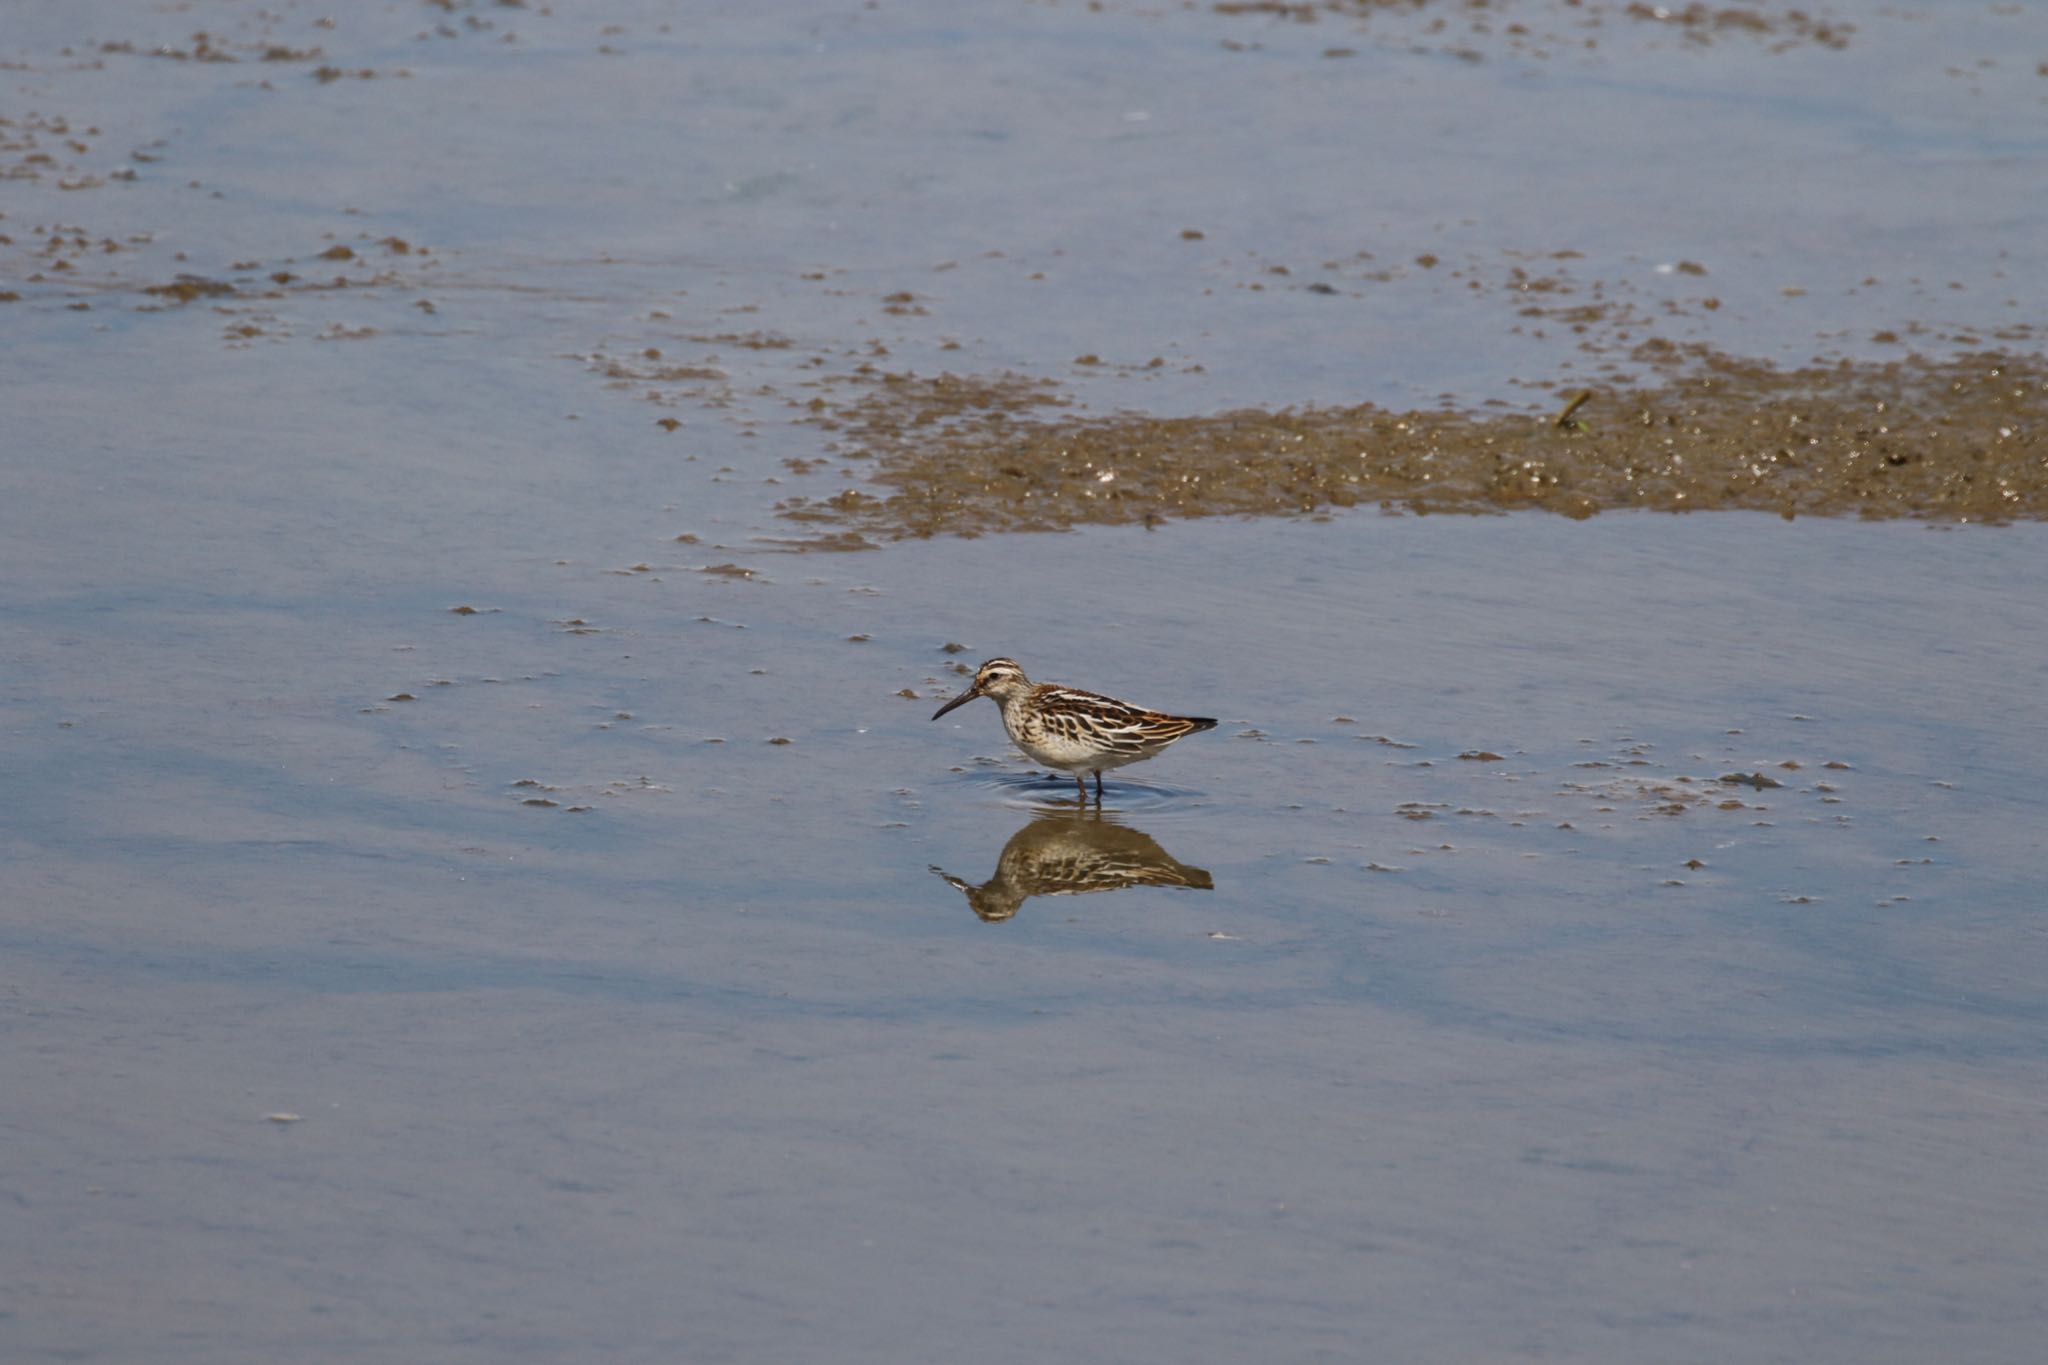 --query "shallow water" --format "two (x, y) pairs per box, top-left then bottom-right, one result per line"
(12, 508), (2047, 1362)
(6, 2), (2048, 1362)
